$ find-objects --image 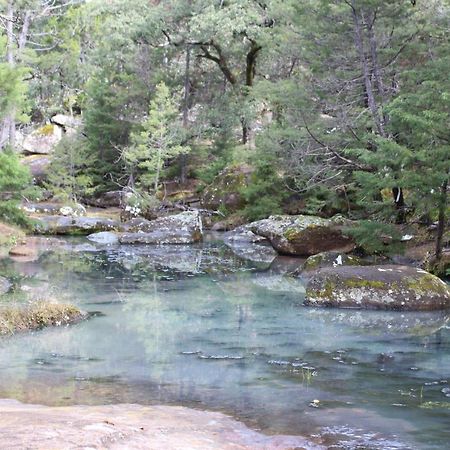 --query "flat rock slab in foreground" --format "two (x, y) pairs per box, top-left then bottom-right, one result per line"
(305, 265), (450, 311)
(0, 400), (322, 450)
